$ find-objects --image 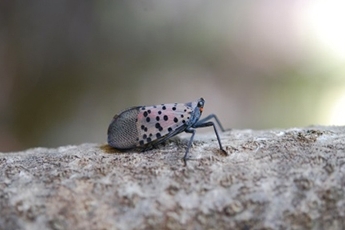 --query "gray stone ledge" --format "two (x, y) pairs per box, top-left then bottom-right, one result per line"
(1, 126), (345, 229)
